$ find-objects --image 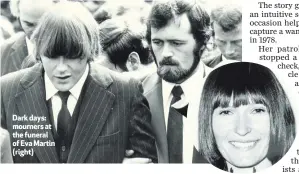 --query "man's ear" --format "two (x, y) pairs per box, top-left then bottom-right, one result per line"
(126, 52), (141, 71)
